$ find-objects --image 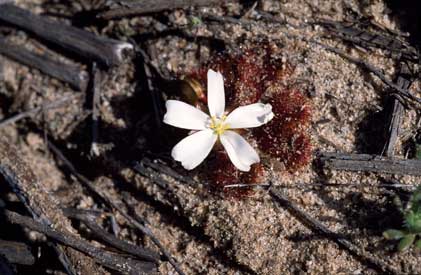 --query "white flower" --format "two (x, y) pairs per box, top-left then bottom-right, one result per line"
(163, 69), (274, 172)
